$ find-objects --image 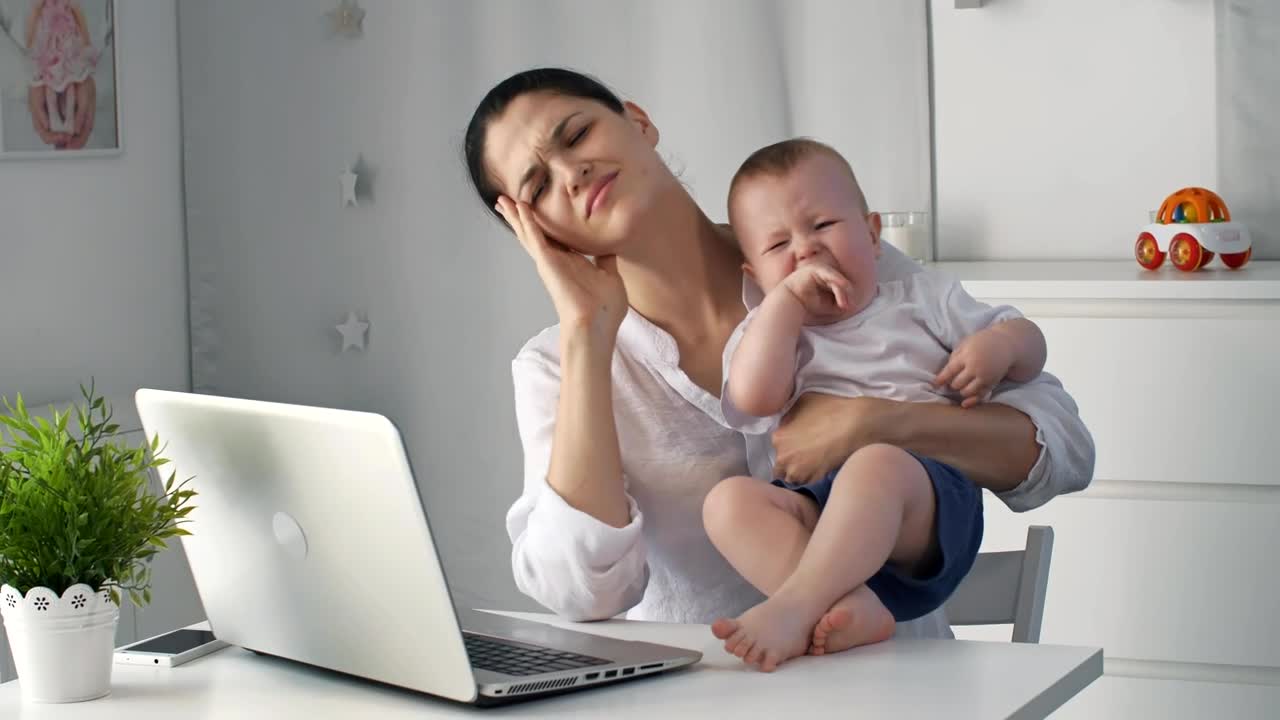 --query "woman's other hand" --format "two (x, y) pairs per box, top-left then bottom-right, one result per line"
(772, 393), (897, 485)
(496, 196), (628, 346)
